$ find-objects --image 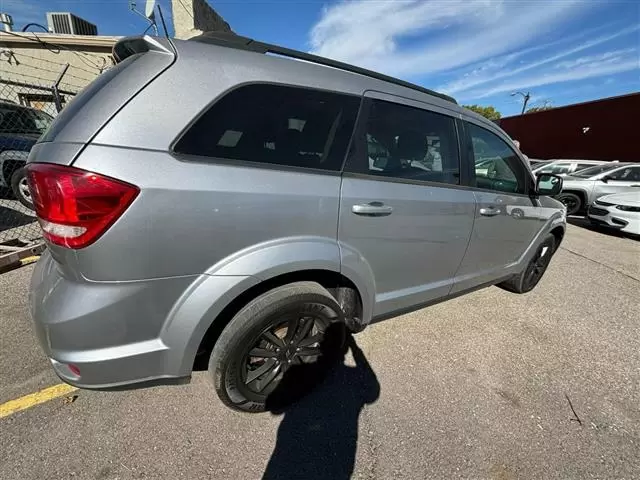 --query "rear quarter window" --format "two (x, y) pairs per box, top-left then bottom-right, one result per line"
(173, 84), (361, 172)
